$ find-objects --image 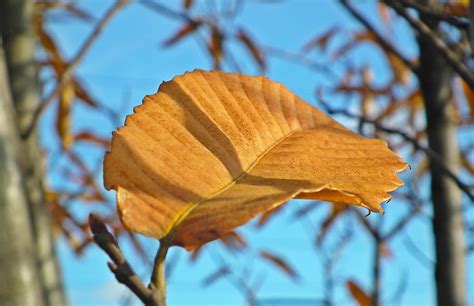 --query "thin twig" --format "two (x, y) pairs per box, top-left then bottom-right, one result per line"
(318, 92), (474, 202)
(398, 0), (468, 30)
(384, 0), (474, 88)
(89, 214), (156, 305)
(372, 233), (381, 306)
(383, 207), (420, 241)
(22, 0), (130, 139)
(139, 0), (191, 22)
(340, 0), (418, 74)
(352, 208), (379, 238)
(403, 232), (433, 268)
(149, 240), (168, 304)
(262, 45), (339, 79)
